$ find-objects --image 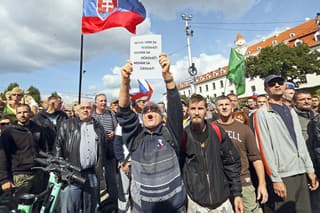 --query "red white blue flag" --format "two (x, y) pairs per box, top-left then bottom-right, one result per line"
(82, 0), (146, 34)
(129, 79), (153, 101)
